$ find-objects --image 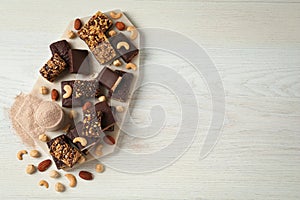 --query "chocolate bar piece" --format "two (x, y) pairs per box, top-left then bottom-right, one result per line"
(95, 101), (115, 131)
(92, 40), (117, 64)
(40, 53), (67, 82)
(82, 104), (103, 138)
(50, 40), (71, 66)
(68, 49), (90, 74)
(66, 122), (100, 151)
(96, 67), (121, 90)
(78, 11), (113, 49)
(47, 135), (81, 169)
(110, 33), (139, 63)
(61, 81), (83, 108)
(73, 80), (101, 99)
(112, 72), (134, 102)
